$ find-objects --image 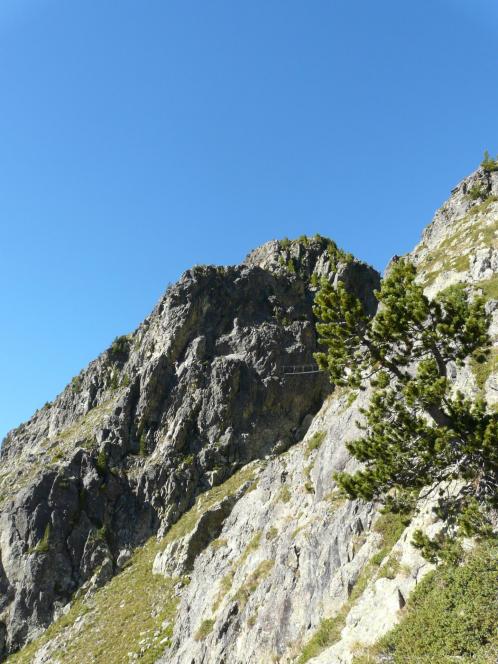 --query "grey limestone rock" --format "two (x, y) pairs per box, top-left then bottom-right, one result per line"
(0, 236), (380, 656)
